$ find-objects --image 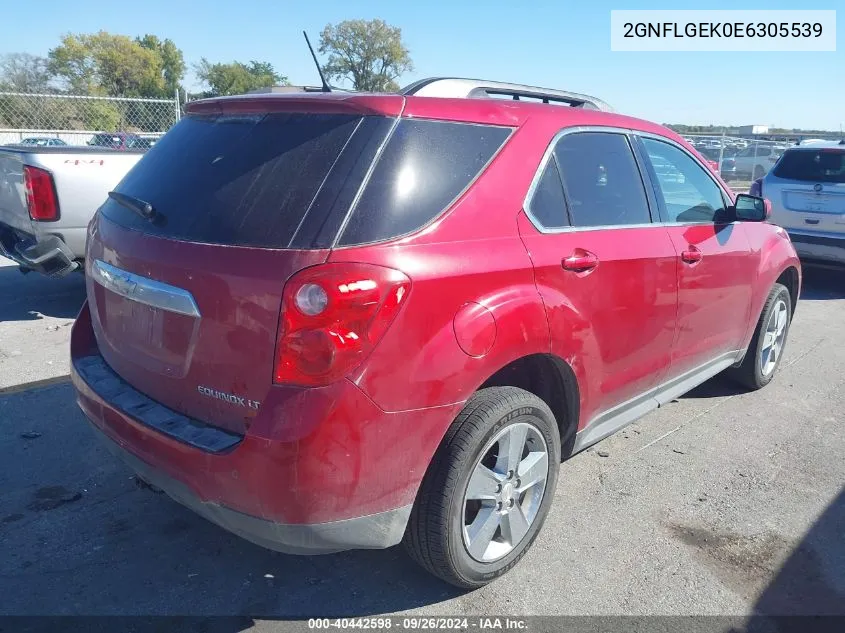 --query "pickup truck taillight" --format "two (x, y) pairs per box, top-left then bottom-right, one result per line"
(274, 263), (411, 387)
(23, 165), (60, 221)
